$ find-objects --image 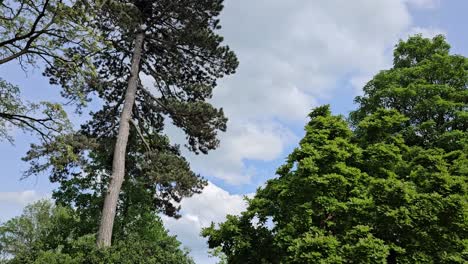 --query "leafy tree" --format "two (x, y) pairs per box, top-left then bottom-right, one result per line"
(0, 0), (96, 65)
(350, 35), (467, 147)
(0, 200), (79, 263)
(203, 35), (467, 263)
(0, 200), (195, 264)
(0, 79), (70, 143)
(29, 0), (238, 247)
(0, 0), (99, 142)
